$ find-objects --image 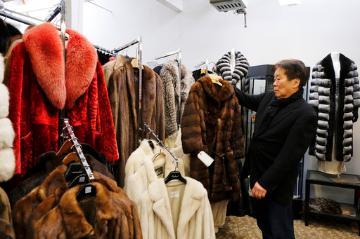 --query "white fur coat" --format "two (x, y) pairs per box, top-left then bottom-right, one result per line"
(0, 54), (15, 182)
